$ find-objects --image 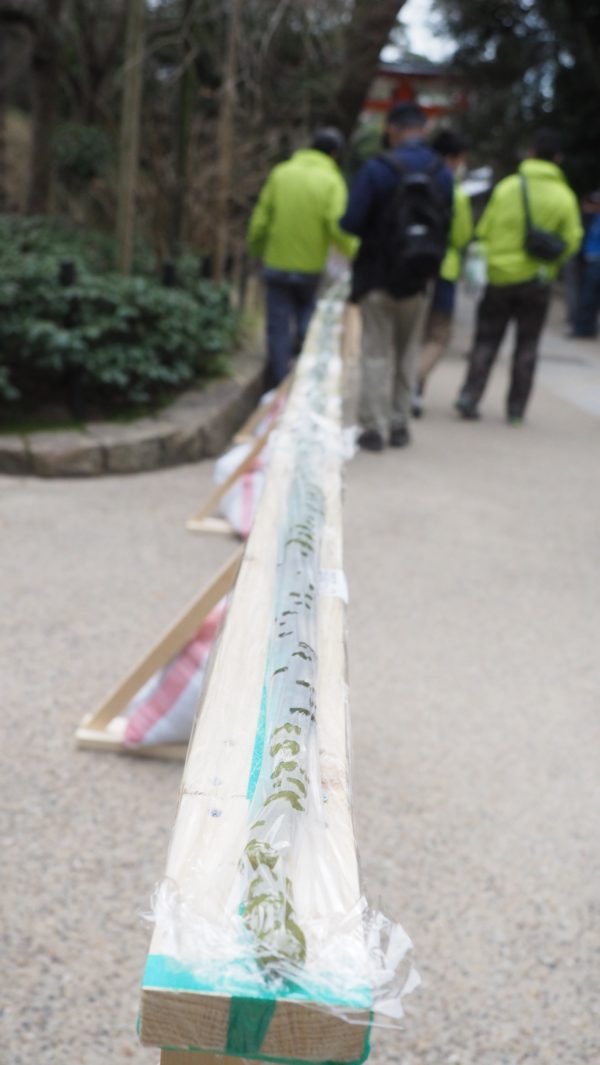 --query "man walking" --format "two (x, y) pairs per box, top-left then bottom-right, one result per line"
(340, 102), (453, 450)
(247, 128), (357, 388)
(455, 129), (582, 423)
